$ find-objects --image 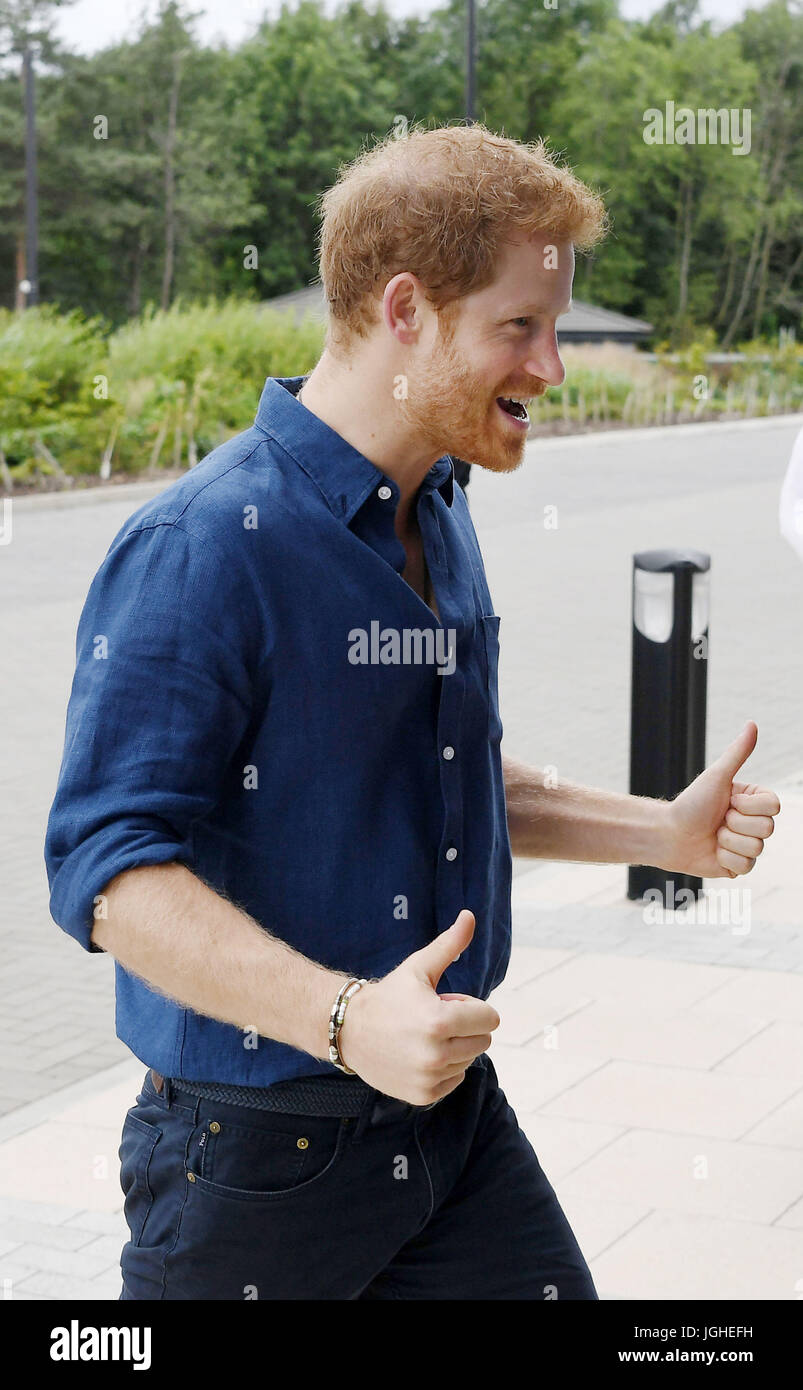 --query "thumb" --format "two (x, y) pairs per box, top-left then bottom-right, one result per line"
(713, 721), (758, 779)
(411, 910), (476, 990)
